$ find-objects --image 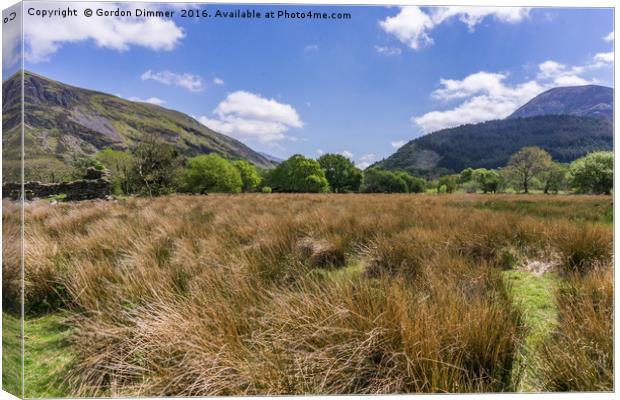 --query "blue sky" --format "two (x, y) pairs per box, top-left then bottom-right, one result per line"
(4, 3), (614, 167)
